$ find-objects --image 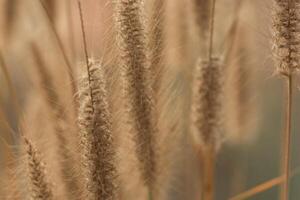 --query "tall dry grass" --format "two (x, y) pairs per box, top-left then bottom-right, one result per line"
(24, 136), (53, 200)
(114, 1), (158, 197)
(272, 0), (299, 199)
(78, 60), (117, 200)
(0, 0), (299, 200)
